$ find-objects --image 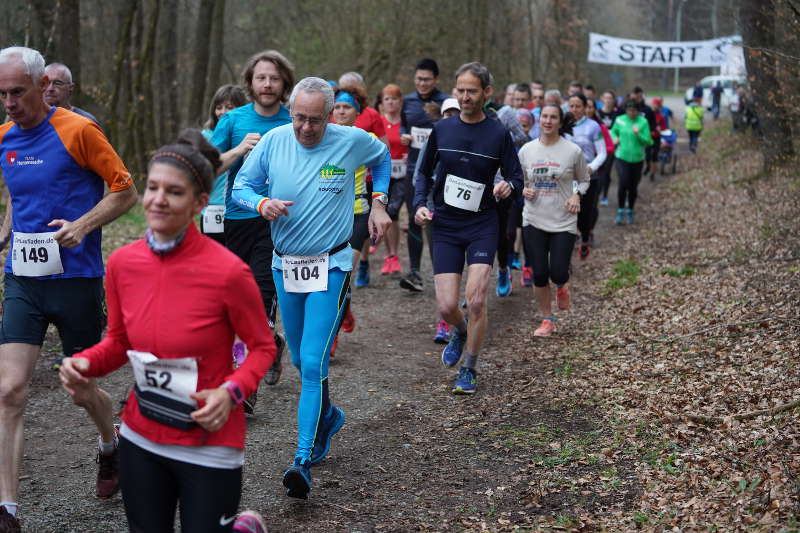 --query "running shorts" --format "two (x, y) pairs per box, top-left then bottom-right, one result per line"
(431, 210), (498, 274)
